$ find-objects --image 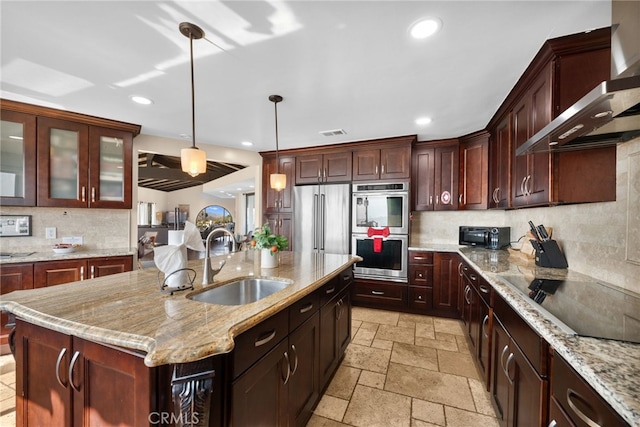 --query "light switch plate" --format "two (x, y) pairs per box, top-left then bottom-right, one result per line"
(45, 227), (56, 239)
